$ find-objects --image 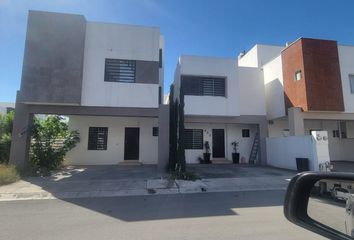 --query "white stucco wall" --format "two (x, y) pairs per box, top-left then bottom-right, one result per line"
(66, 115), (158, 165)
(268, 117), (289, 137)
(263, 56), (286, 119)
(238, 67), (266, 115)
(338, 45), (354, 113)
(266, 136), (315, 170)
(270, 118), (354, 162)
(238, 45), (258, 67)
(176, 55), (240, 117)
(267, 132), (330, 171)
(184, 122), (257, 164)
(303, 119), (354, 161)
(81, 22), (160, 108)
(238, 44), (284, 67)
